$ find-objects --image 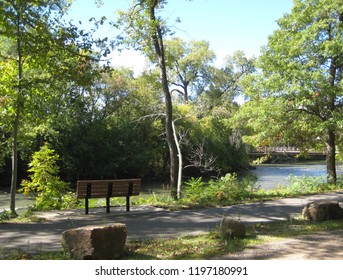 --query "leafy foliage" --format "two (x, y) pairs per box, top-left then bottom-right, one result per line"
(237, 0), (343, 183)
(183, 173), (257, 206)
(0, 0), (99, 212)
(165, 38), (216, 101)
(267, 175), (342, 197)
(20, 143), (72, 210)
